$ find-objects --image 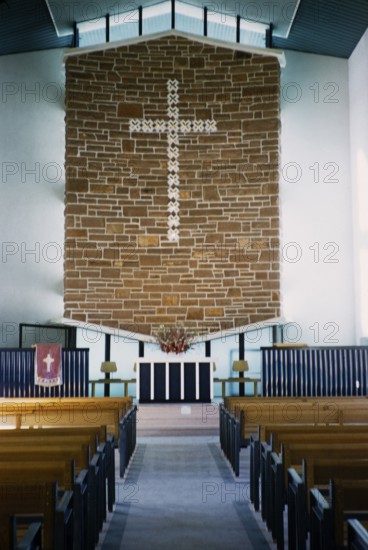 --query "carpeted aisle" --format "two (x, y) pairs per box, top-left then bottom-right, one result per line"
(101, 436), (274, 549)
